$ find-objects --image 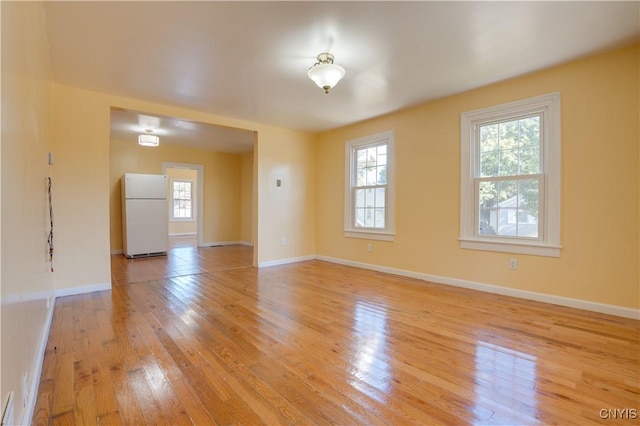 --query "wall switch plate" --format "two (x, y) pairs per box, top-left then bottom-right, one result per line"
(281, 237), (286, 246)
(367, 244), (373, 253)
(509, 258), (517, 270)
